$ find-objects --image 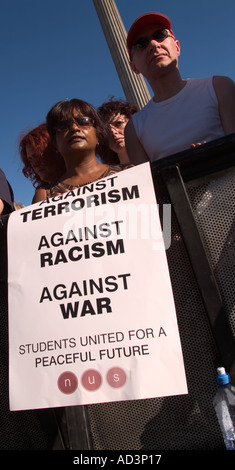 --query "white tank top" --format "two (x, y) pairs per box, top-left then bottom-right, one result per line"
(131, 77), (224, 161)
